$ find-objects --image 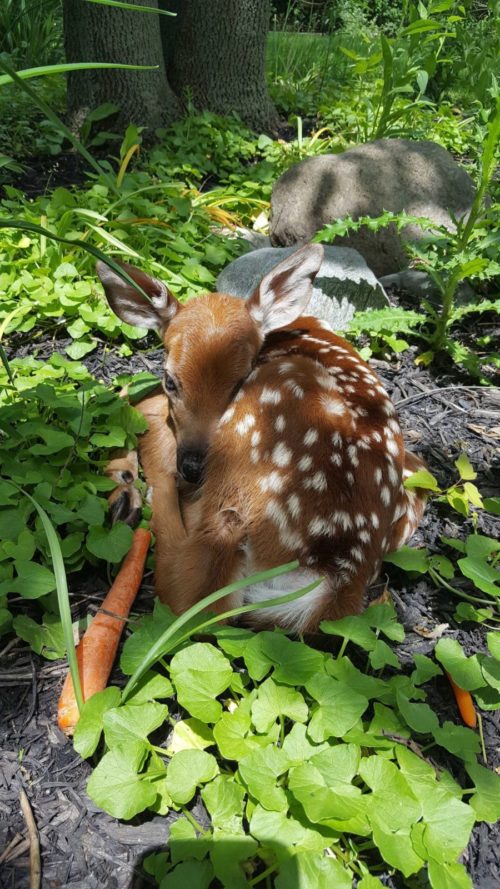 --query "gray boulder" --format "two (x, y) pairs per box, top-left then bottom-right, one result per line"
(216, 245), (388, 331)
(270, 139), (476, 277)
